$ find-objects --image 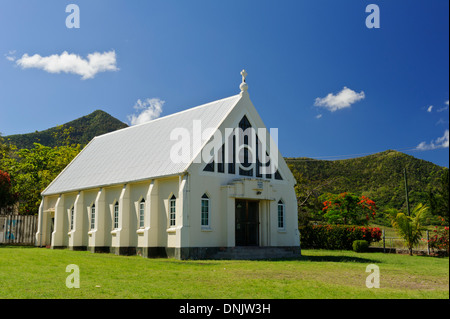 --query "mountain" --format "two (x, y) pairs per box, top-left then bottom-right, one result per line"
(4, 108), (446, 214)
(286, 150), (447, 212)
(4, 110), (129, 149)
